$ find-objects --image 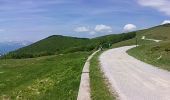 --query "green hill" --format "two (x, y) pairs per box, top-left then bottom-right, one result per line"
(12, 35), (89, 55)
(136, 24), (170, 40)
(5, 32), (136, 59)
